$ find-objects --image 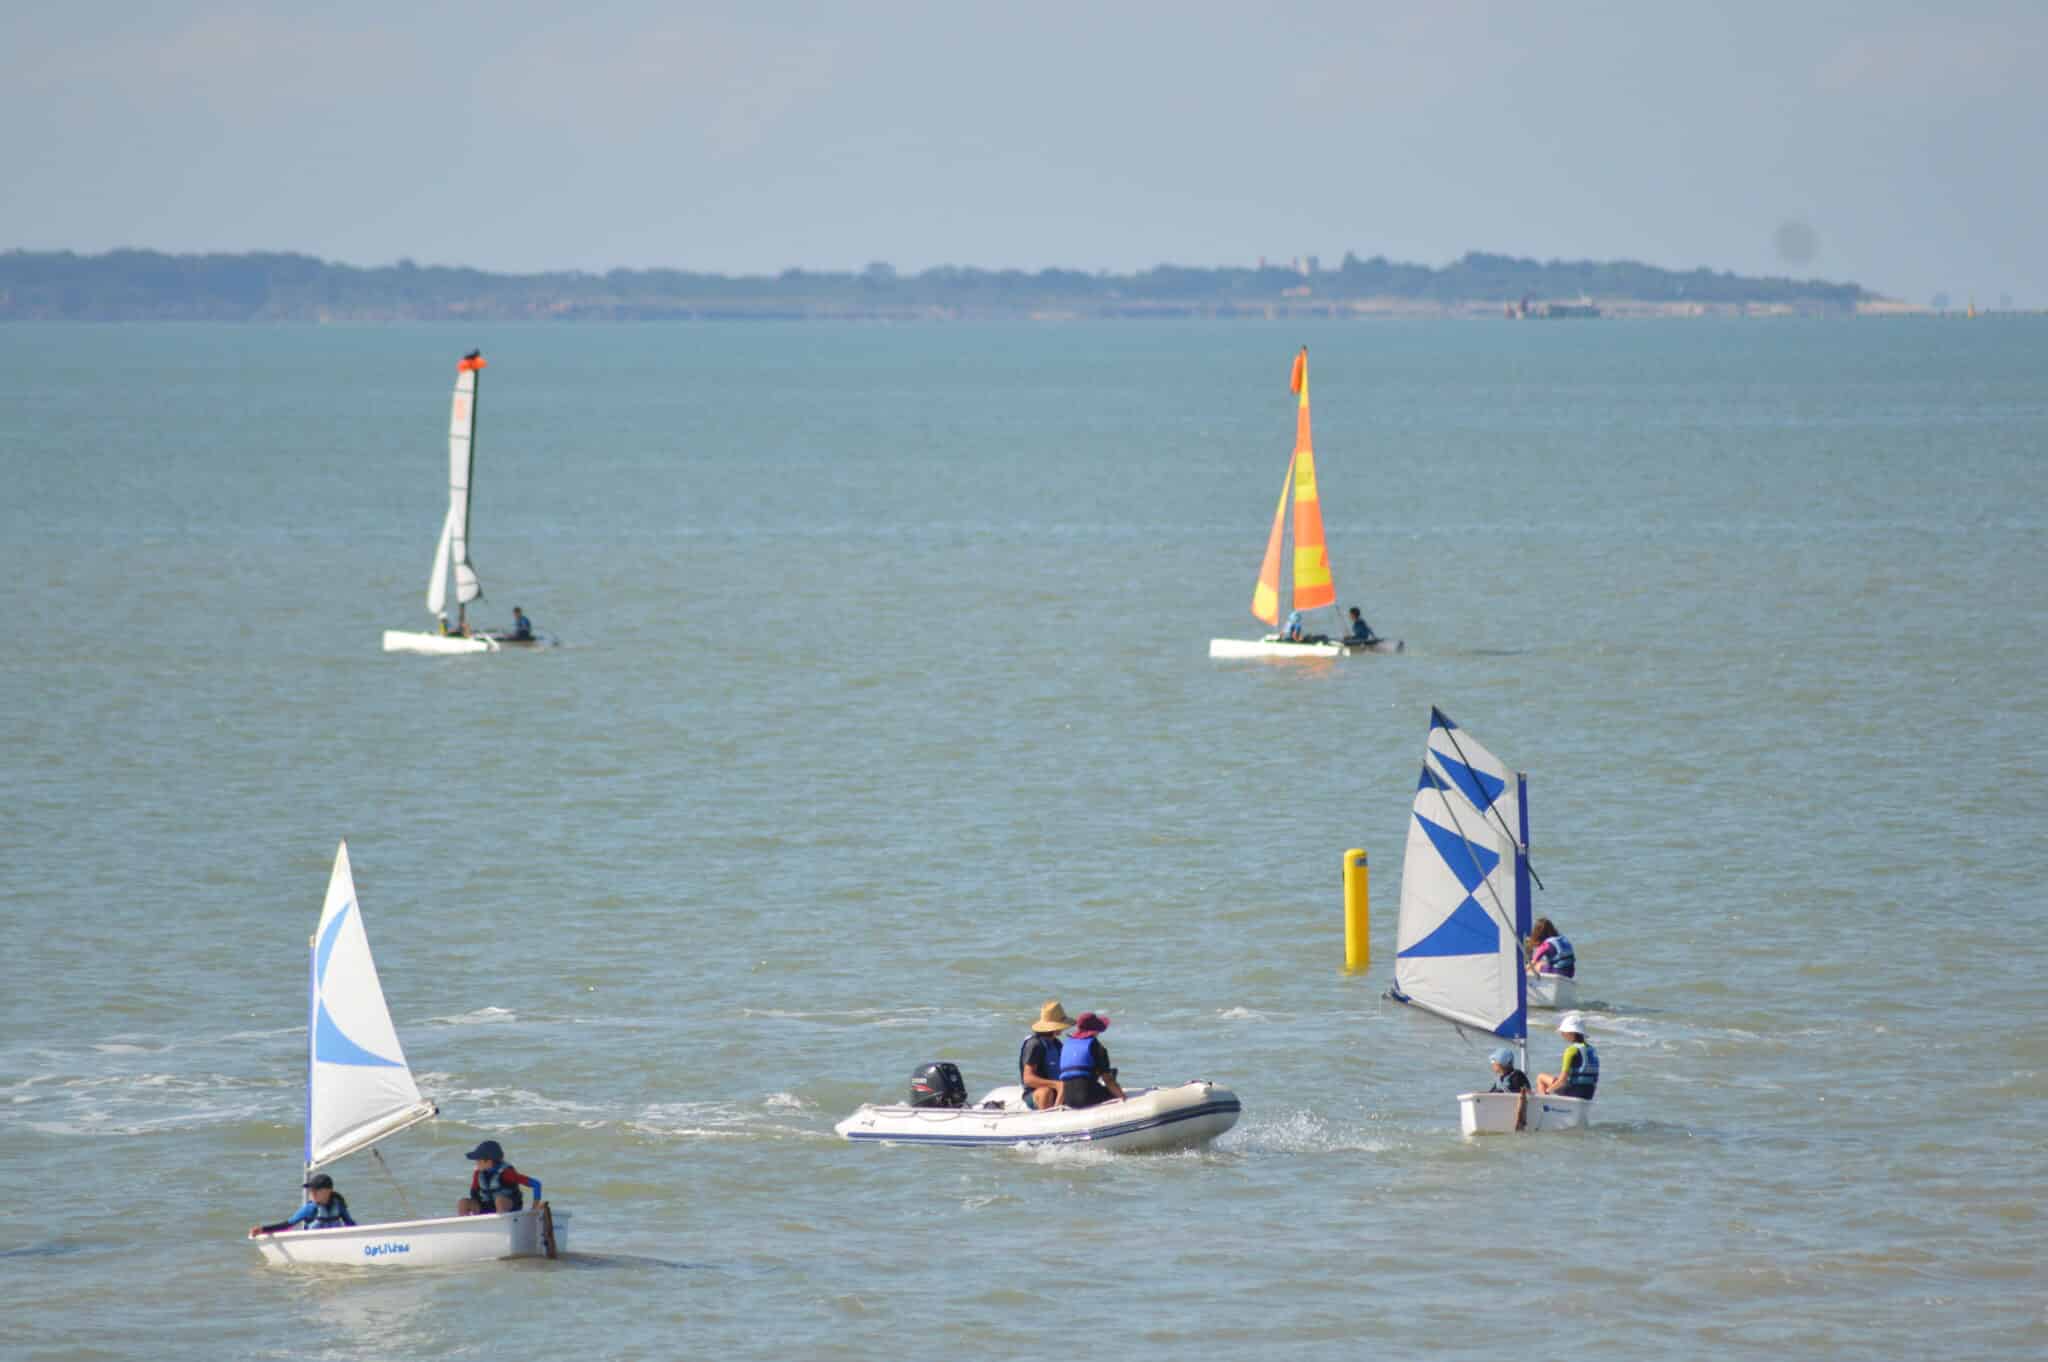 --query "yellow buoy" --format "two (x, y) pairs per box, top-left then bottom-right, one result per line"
(1343, 848), (1369, 972)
